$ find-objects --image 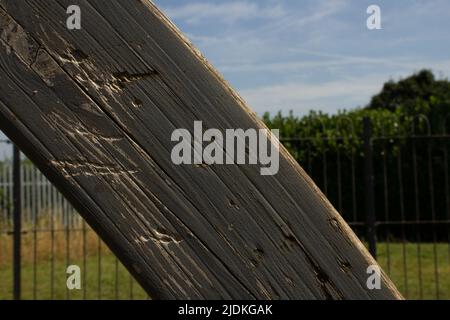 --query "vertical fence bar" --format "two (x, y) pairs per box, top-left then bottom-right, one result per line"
(82, 220), (87, 300)
(50, 184), (55, 300)
(32, 166), (38, 300)
(397, 148), (409, 297)
(336, 142), (343, 214)
(115, 257), (119, 299)
(12, 144), (21, 300)
(381, 138), (391, 275)
(98, 235), (102, 300)
(350, 140), (358, 223)
(427, 141), (440, 299)
(412, 138), (424, 299)
(65, 195), (70, 300)
(363, 117), (377, 259)
(444, 143), (450, 300)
